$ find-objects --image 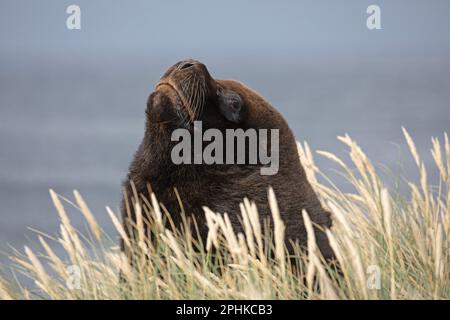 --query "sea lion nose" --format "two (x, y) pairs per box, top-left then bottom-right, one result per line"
(177, 59), (200, 70)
